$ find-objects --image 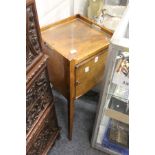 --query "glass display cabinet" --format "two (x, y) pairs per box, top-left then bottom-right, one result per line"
(91, 6), (129, 155)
